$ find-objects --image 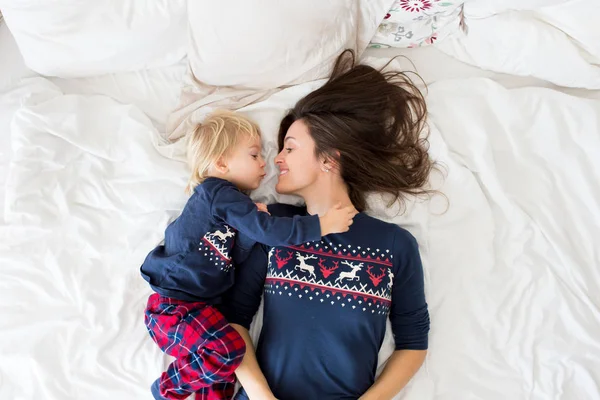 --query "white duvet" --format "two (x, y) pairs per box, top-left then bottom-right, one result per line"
(437, 0), (600, 90)
(2, 71), (599, 399)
